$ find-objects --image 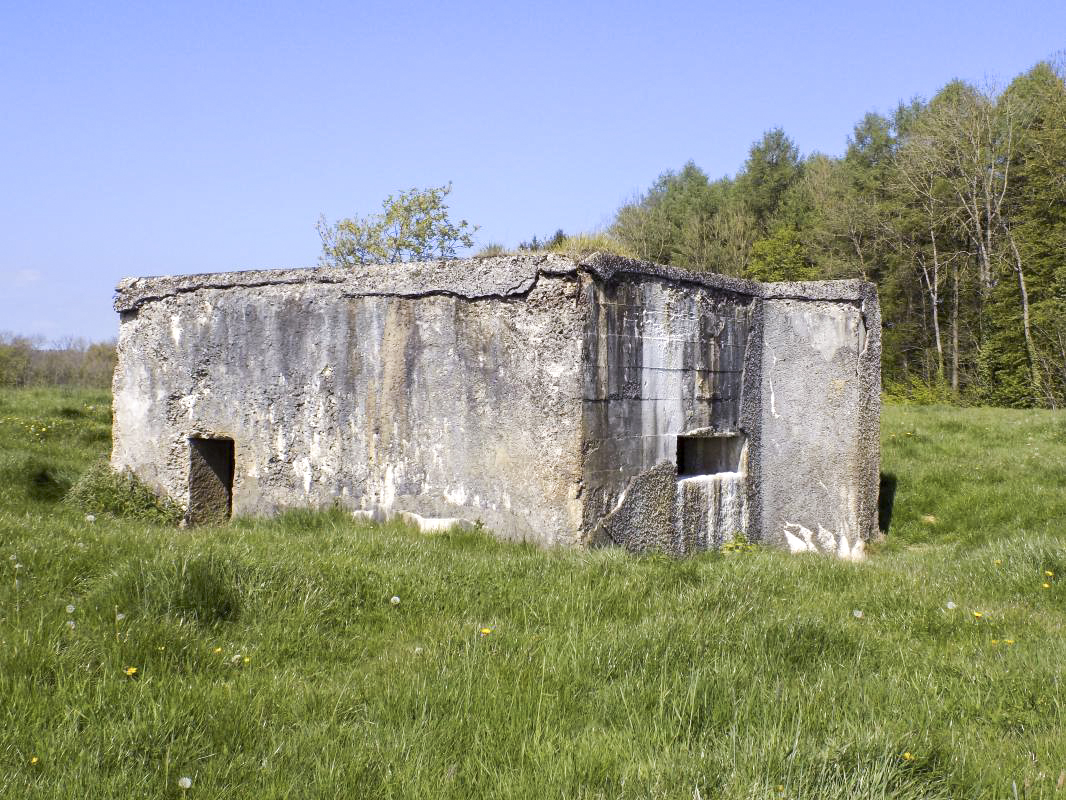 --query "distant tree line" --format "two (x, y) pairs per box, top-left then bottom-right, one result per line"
(540, 61), (1066, 408)
(318, 61), (1065, 408)
(0, 334), (116, 389)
